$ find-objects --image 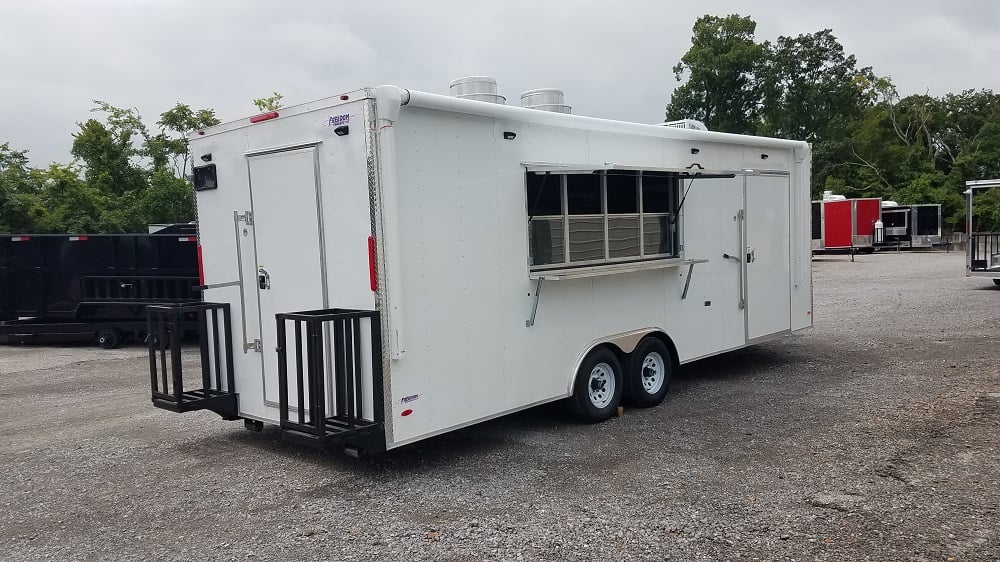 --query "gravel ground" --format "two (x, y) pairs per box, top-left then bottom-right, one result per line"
(1, 251), (998, 561)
